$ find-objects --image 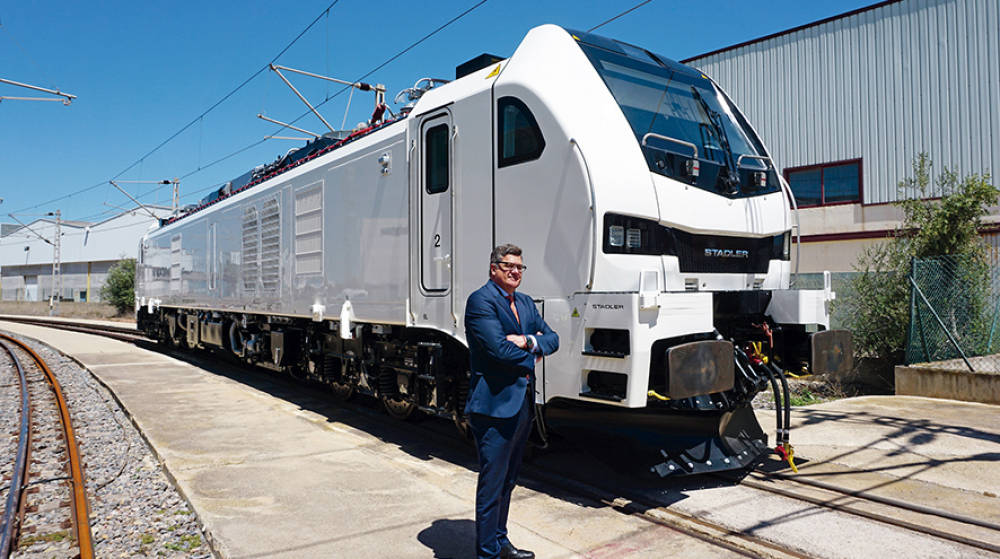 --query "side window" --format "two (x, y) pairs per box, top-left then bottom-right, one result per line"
(498, 97), (545, 167)
(785, 159), (862, 207)
(425, 123), (450, 194)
